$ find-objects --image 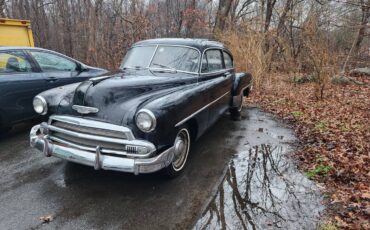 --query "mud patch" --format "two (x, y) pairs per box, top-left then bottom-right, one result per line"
(195, 108), (324, 229)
